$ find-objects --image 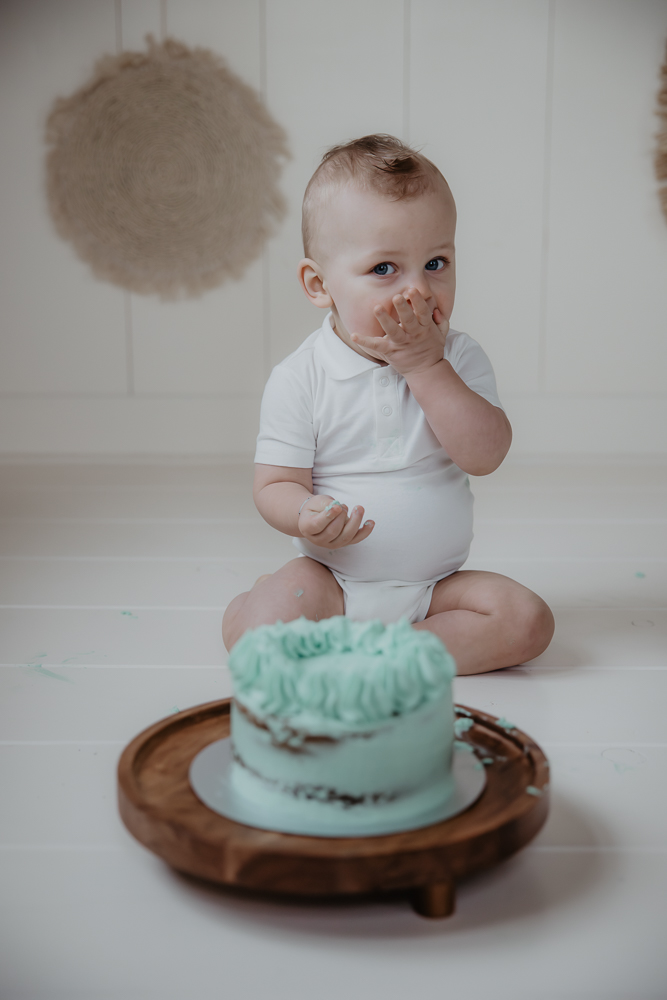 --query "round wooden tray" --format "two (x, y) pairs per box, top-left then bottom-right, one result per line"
(117, 699), (549, 918)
